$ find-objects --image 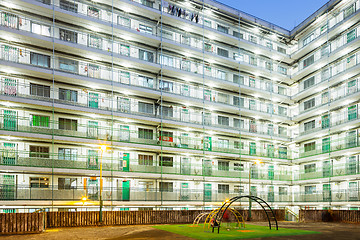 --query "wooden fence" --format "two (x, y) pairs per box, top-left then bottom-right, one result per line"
(299, 210), (360, 223)
(0, 209), (285, 234)
(0, 213), (44, 234)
